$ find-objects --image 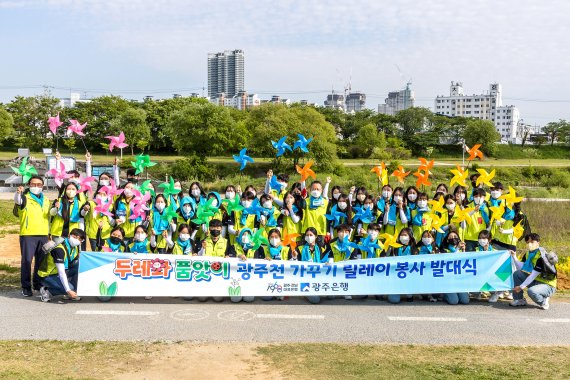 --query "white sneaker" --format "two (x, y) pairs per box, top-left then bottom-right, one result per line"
(428, 295), (437, 303)
(509, 298), (527, 307)
(540, 297), (550, 310)
(344, 295), (353, 300)
(488, 293), (500, 303)
(40, 287), (52, 303)
(145, 296), (153, 300)
(503, 291), (514, 301)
